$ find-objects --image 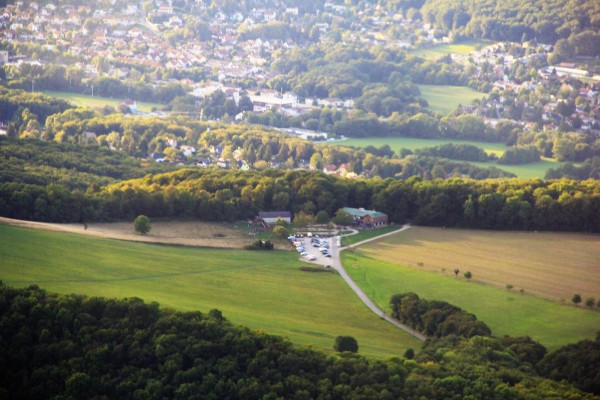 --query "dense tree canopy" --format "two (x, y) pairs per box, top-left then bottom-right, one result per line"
(1, 284), (597, 400)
